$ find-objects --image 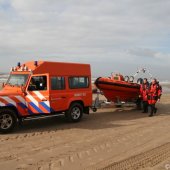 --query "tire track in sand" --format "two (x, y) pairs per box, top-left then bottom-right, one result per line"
(100, 142), (170, 170)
